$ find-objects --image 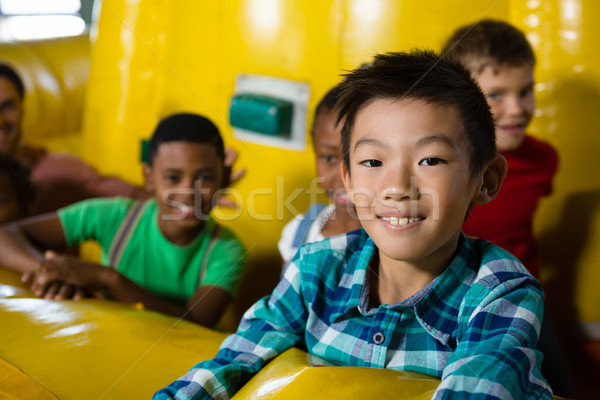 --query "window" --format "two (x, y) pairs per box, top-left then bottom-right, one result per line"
(0, 0), (86, 42)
